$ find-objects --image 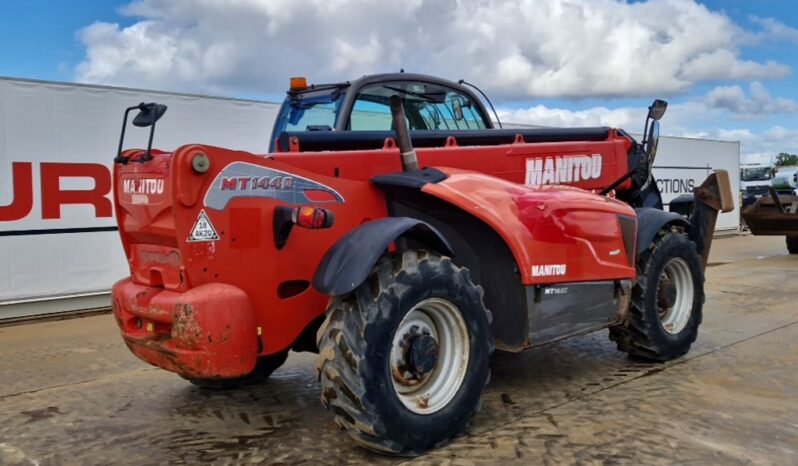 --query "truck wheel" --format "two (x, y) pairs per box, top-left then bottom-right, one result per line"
(315, 250), (493, 455)
(183, 351), (288, 390)
(787, 236), (798, 254)
(609, 228), (704, 361)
